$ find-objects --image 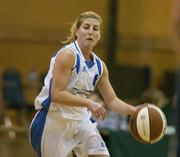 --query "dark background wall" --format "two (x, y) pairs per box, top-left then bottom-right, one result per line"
(0, 0), (176, 102)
